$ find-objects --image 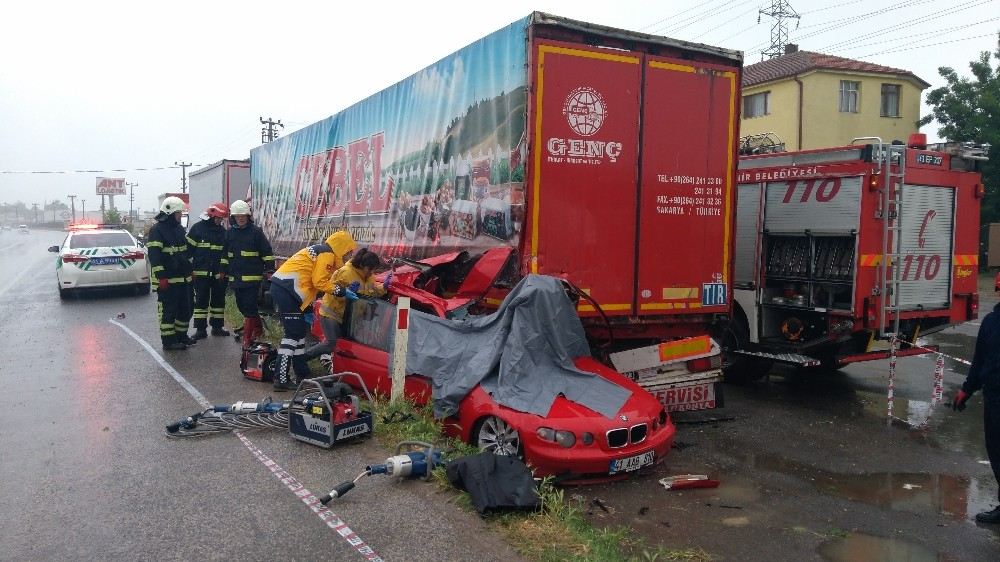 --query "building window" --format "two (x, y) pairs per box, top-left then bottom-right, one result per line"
(881, 84), (901, 117)
(839, 80), (860, 113)
(743, 92), (770, 118)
